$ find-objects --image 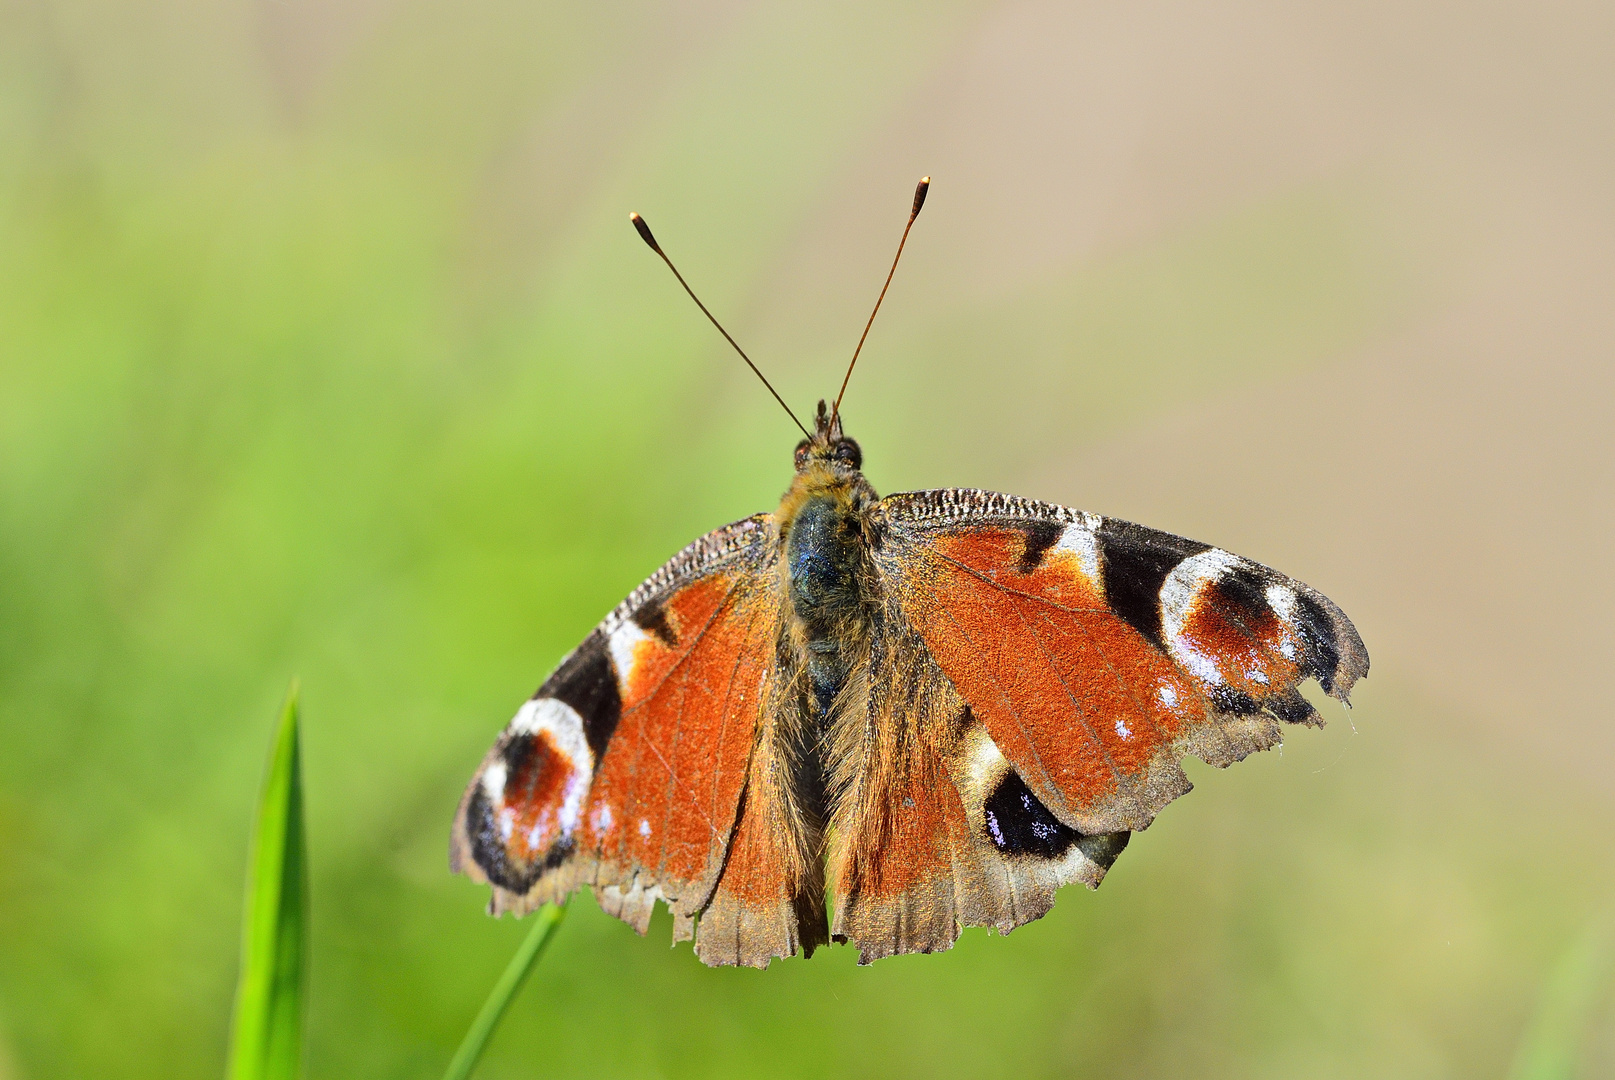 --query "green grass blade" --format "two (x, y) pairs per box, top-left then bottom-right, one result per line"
(1508, 912), (1615, 1080)
(442, 903), (568, 1080)
(226, 685), (309, 1080)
